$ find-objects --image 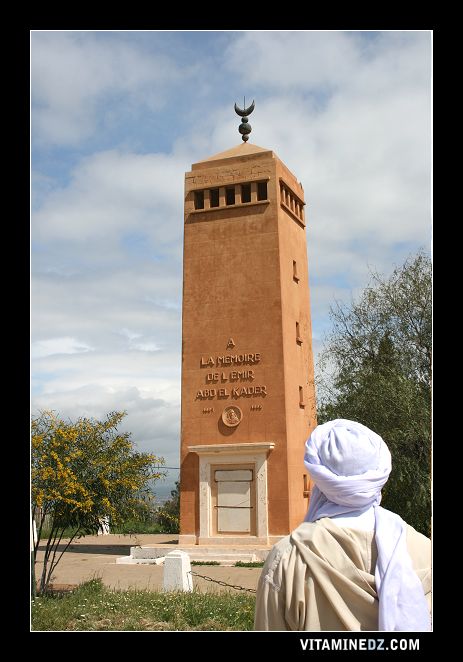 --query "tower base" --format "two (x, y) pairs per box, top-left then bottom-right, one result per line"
(116, 541), (279, 565)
